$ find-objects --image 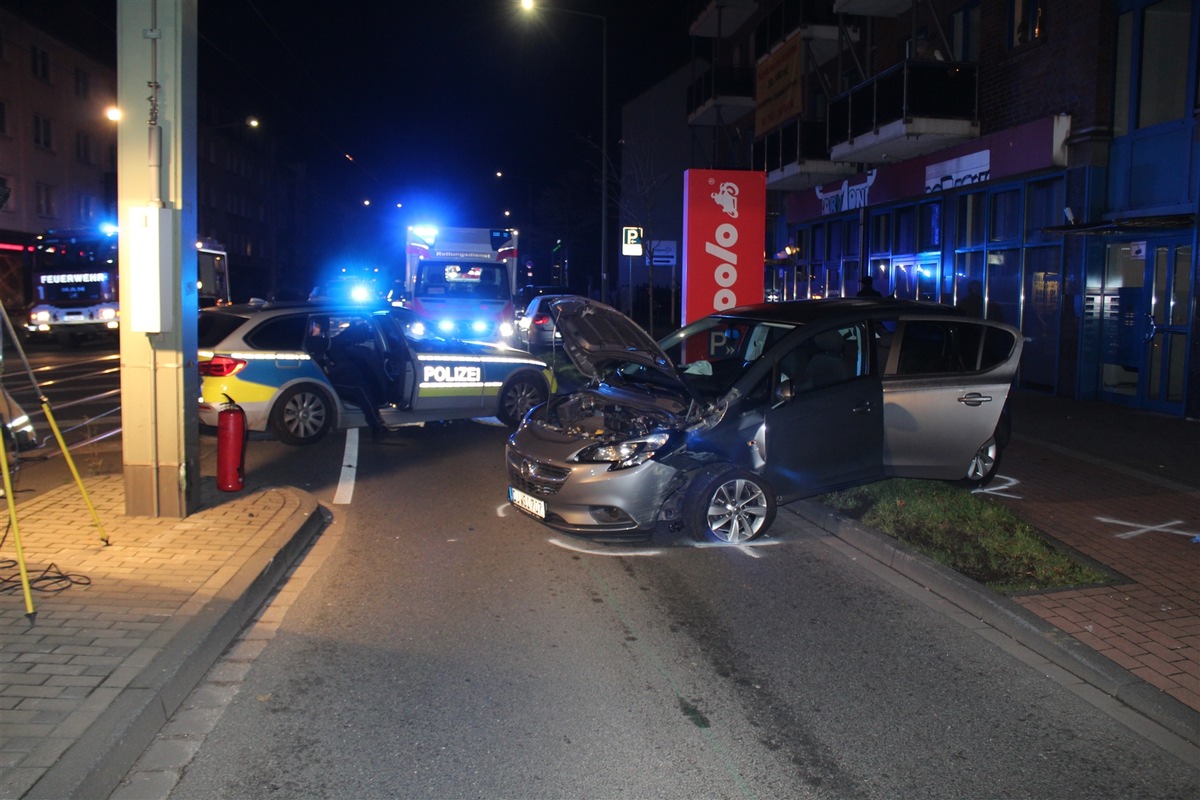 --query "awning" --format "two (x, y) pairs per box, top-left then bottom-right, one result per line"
(1043, 213), (1195, 235)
